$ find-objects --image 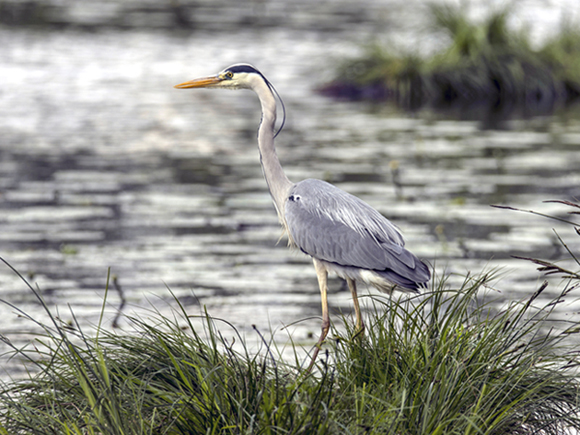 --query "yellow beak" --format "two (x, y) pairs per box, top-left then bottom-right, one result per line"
(174, 76), (222, 89)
